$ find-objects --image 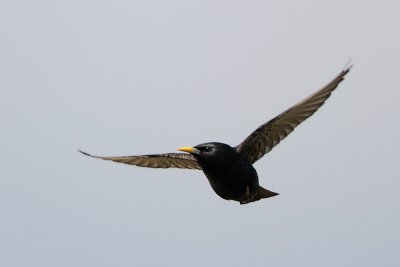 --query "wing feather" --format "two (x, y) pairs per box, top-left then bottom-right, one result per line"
(78, 150), (202, 170)
(236, 66), (351, 164)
